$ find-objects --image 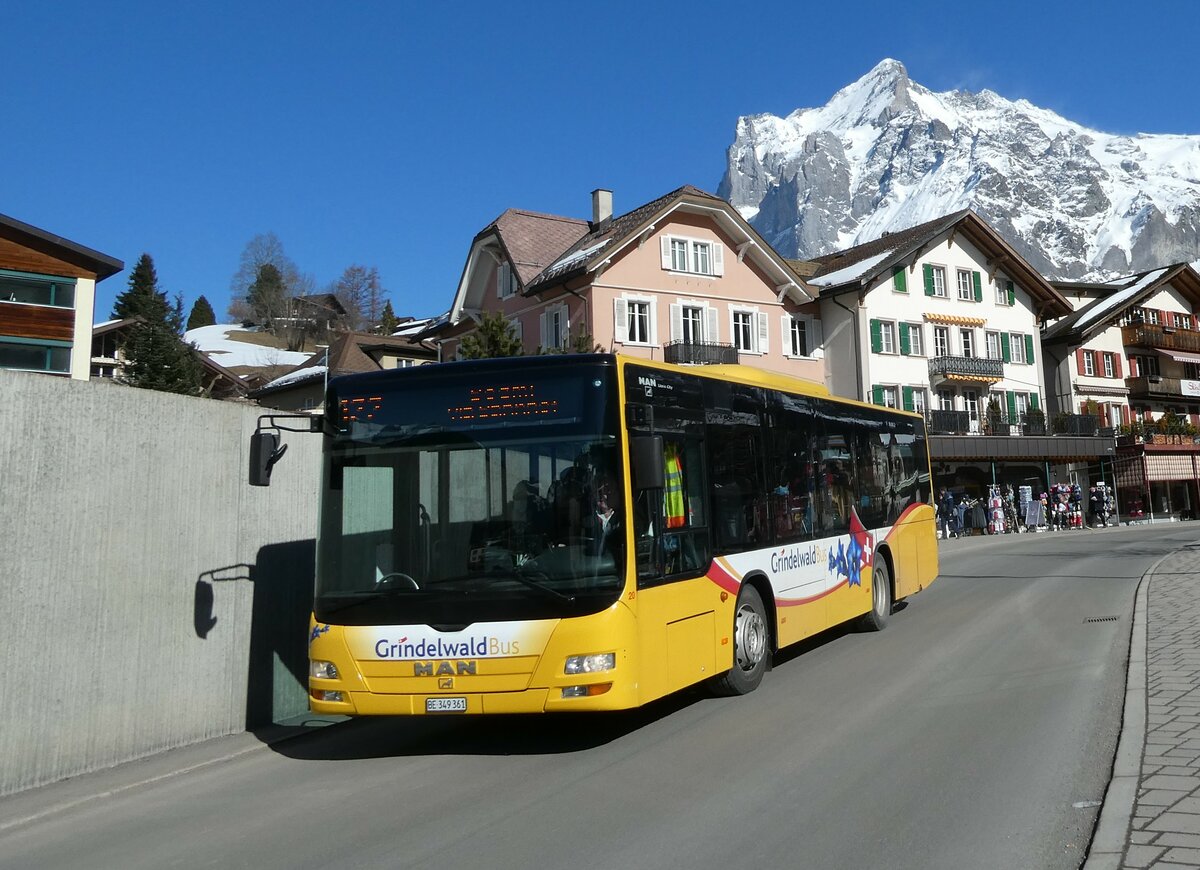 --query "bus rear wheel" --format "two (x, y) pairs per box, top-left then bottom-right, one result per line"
(858, 556), (892, 632)
(710, 585), (770, 696)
